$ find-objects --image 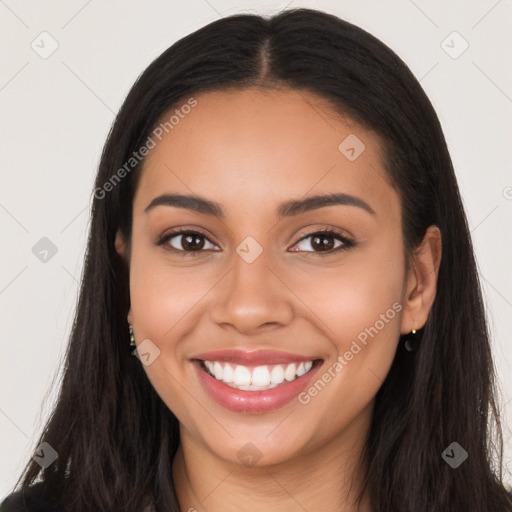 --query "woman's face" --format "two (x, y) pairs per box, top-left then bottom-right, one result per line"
(117, 87), (433, 466)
